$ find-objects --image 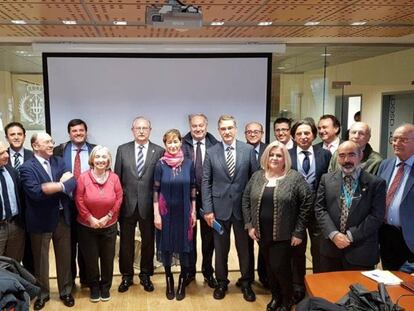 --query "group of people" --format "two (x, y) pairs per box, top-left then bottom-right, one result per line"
(0, 113), (413, 311)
